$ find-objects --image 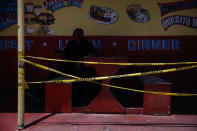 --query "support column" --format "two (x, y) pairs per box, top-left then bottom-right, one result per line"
(17, 0), (25, 129)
